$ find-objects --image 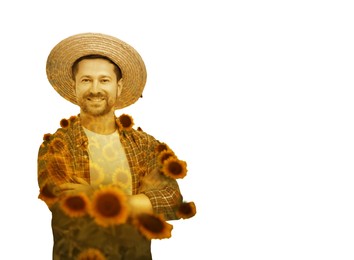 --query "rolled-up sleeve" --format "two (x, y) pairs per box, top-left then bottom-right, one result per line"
(122, 129), (183, 220)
